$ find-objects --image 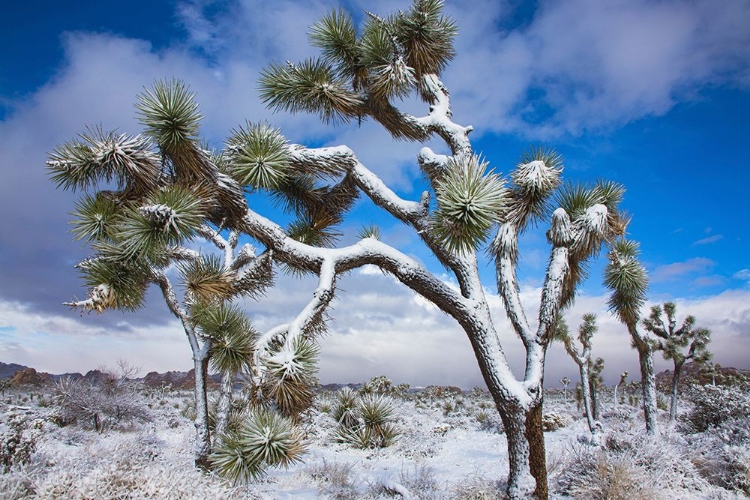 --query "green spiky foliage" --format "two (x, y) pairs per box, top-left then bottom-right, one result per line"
(604, 239), (649, 327)
(210, 409), (307, 484)
(504, 147), (563, 229)
(333, 392), (399, 449)
(117, 186), (207, 259)
(48, 127), (160, 196)
(433, 154), (506, 253)
(224, 121), (291, 190)
(75, 256), (151, 313)
(260, 0), (456, 136)
(136, 78), (202, 151)
(179, 254), (236, 305)
(358, 224), (382, 240)
(554, 179), (628, 307)
(191, 301), (256, 375)
(262, 338), (320, 420)
(69, 193), (121, 243)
